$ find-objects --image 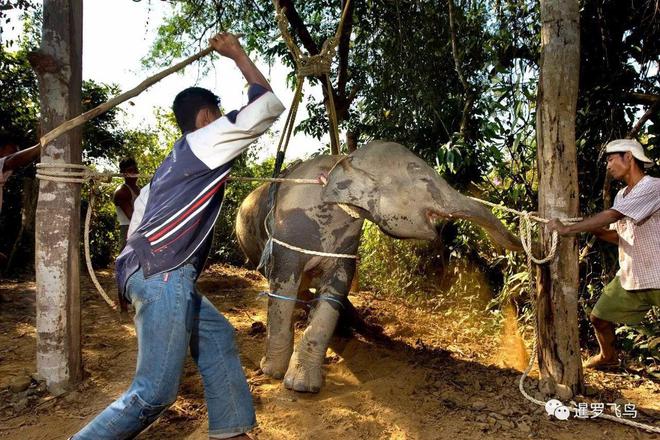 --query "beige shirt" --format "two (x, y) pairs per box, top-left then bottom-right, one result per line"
(611, 176), (660, 290)
(0, 156), (14, 214)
